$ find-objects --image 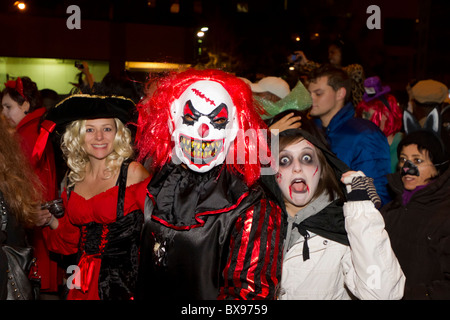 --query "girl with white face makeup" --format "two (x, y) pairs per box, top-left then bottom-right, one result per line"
(273, 128), (405, 300)
(277, 138), (322, 215)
